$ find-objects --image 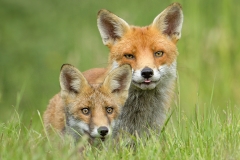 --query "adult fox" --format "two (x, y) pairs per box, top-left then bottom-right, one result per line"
(84, 3), (183, 137)
(43, 64), (132, 142)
